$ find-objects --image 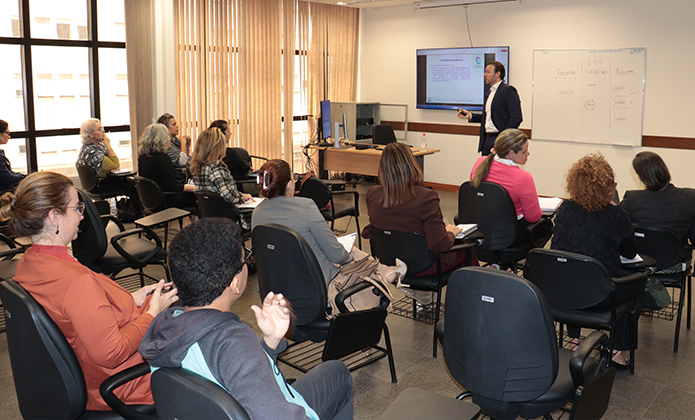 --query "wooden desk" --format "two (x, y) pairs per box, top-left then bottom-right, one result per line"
(308, 145), (440, 178)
